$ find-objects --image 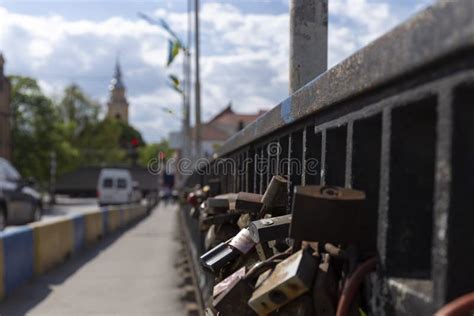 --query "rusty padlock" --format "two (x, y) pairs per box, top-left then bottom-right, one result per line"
(235, 192), (264, 214)
(261, 175), (288, 216)
(248, 214), (292, 243)
(201, 212), (240, 226)
(213, 266), (247, 298)
(204, 224), (217, 251)
(269, 294), (316, 316)
(212, 269), (255, 316)
(290, 185), (375, 250)
(207, 178), (221, 197)
(207, 193), (237, 214)
(248, 248), (317, 315)
(255, 243), (274, 261)
(312, 254), (338, 316)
